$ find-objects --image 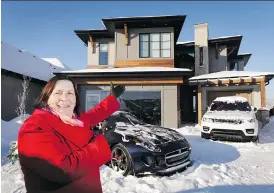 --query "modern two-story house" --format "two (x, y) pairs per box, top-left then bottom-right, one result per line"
(56, 15), (274, 128)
